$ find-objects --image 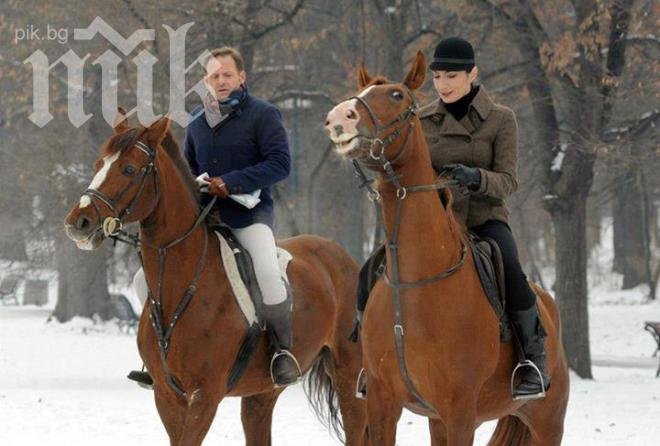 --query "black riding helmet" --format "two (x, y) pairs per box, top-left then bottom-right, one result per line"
(429, 37), (475, 72)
